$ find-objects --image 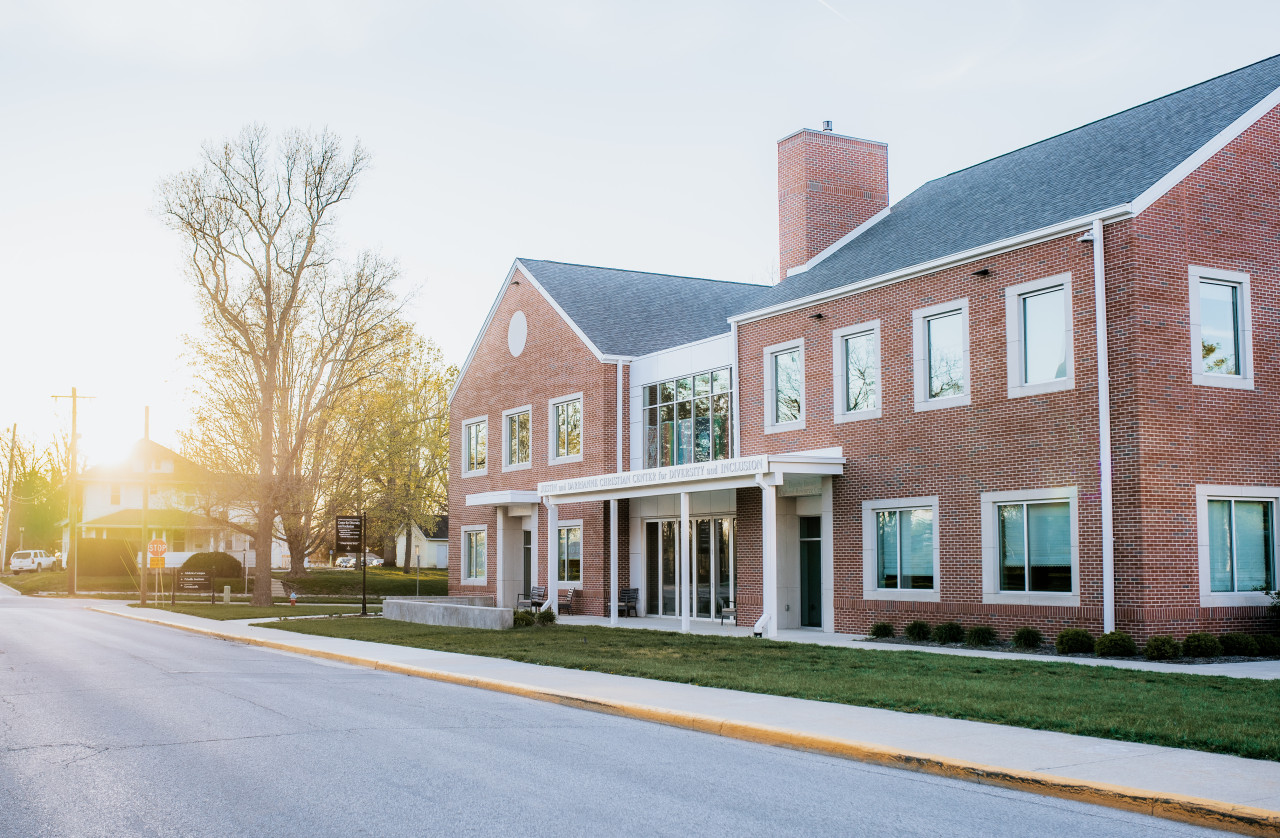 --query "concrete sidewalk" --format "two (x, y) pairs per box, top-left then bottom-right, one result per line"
(88, 600), (1280, 836)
